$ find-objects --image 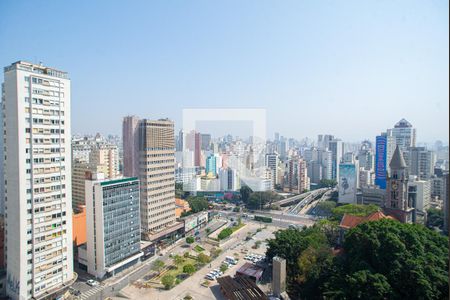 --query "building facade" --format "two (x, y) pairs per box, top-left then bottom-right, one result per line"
(84, 176), (142, 279)
(384, 146), (415, 223)
(3, 61), (73, 299)
(387, 118), (416, 152)
(375, 132), (396, 189)
(122, 116), (140, 177)
(138, 119), (177, 240)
